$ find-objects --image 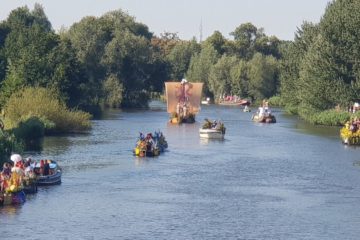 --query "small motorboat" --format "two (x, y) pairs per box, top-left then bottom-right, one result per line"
(199, 128), (225, 139)
(35, 161), (62, 186)
(243, 106), (251, 112)
(252, 114), (276, 123)
(199, 119), (226, 139)
(201, 97), (211, 105)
